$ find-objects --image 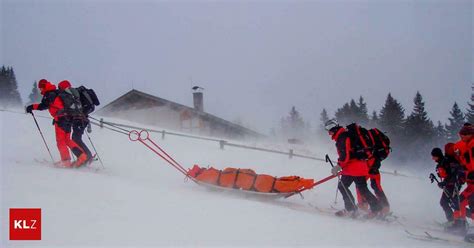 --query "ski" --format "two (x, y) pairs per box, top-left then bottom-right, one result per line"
(308, 203), (398, 223)
(33, 158), (102, 173)
(404, 229), (467, 245)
